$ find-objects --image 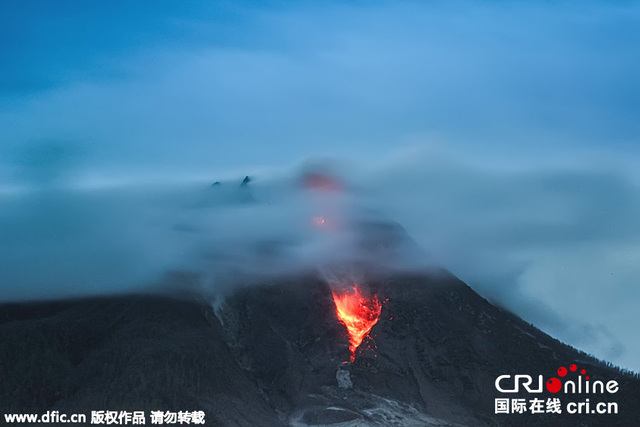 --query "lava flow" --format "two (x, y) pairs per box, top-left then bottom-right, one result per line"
(331, 284), (382, 362)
